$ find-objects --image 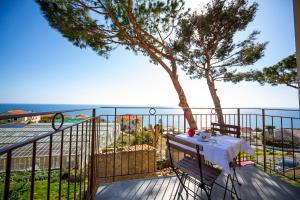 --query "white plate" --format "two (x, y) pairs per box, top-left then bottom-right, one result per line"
(200, 139), (209, 142)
